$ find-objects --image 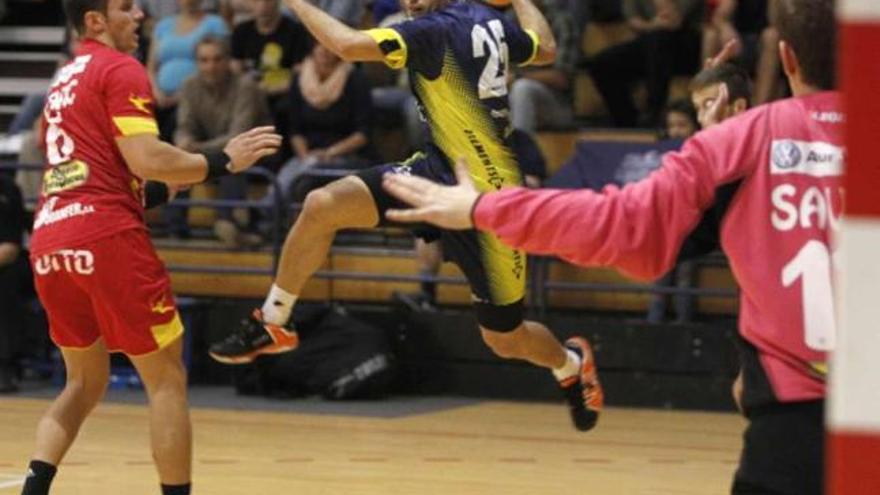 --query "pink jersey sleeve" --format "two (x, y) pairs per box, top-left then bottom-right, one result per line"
(473, 107), (769, 280)
(103, 57), (159, 137)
